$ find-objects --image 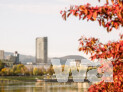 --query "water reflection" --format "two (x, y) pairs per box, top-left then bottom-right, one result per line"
(0, 81), (92, 92)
